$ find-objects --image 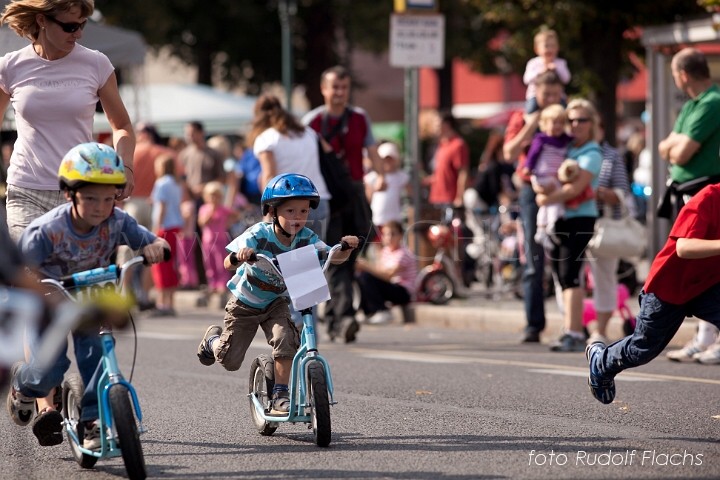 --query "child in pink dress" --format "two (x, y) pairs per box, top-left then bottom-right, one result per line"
(198, 181), (241, 308)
